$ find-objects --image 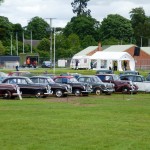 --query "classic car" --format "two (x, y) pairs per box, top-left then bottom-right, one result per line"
(2, 76), (51, 98)
(146, 73), (150, 81)
(96, 74), (138, 93)
(96, 69), (113, 75)
(30, 76), (72, 97)
(119, 70), (139, 77)
(53, 76), (92, 96)
(77, 75), (114, 95)
(0, 83), (22, 100)
(120, 74), (150, 92)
